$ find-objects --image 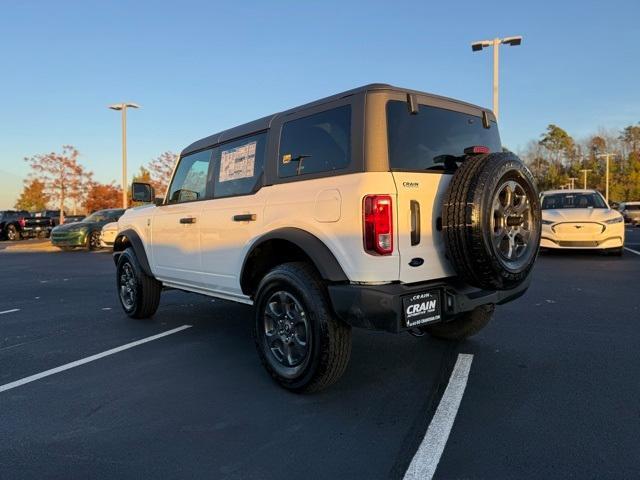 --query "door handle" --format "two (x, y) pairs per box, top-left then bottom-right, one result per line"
(179, 217), (197, 224)
(233, 214), (256, 222)
(410, 200), (420, 245)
